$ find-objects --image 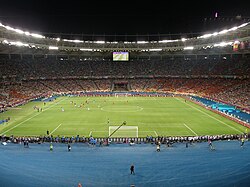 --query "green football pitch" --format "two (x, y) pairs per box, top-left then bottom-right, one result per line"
(0, 96), (246, 137)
